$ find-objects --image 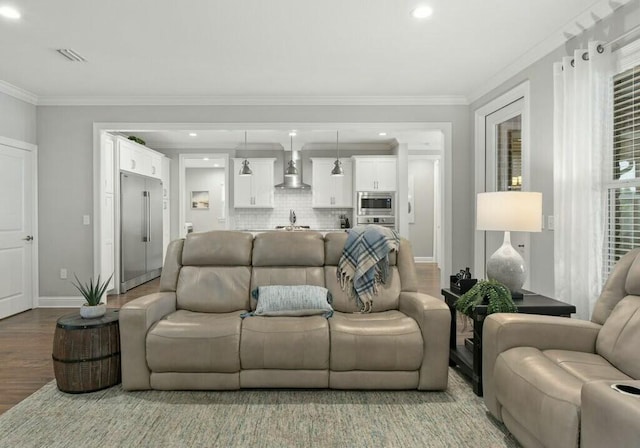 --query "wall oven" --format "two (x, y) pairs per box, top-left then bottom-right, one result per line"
(356, 192), (396, 229)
